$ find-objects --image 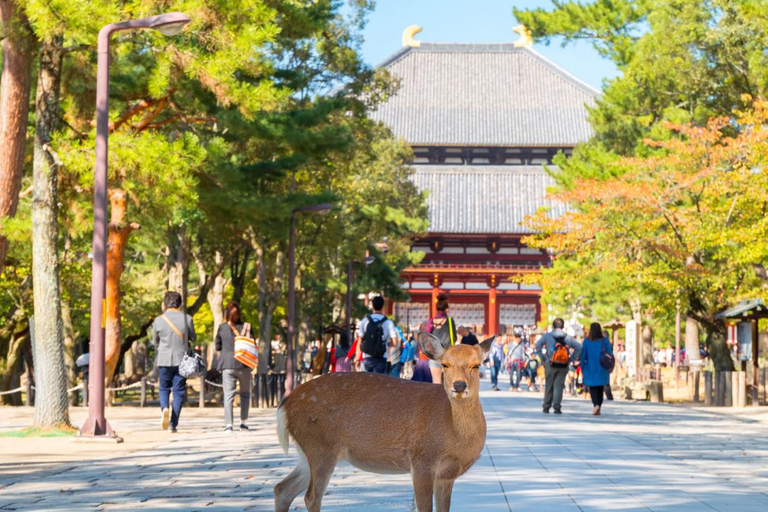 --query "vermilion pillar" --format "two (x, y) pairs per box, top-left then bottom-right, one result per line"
(488, 285), (498, 336)
(431, 279), (439, 318)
